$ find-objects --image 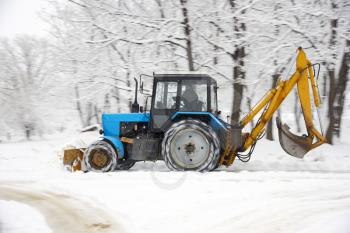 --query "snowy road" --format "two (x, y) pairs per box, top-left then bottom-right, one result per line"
(1, 171), (350, 233)
(0, 138), (350, 233)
